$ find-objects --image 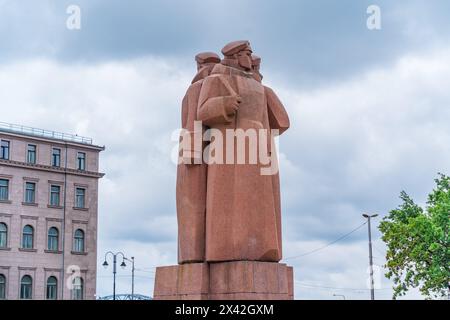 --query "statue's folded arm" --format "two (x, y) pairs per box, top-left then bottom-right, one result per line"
(197, 76), (237, 127)
(198, 96), (233, 126)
